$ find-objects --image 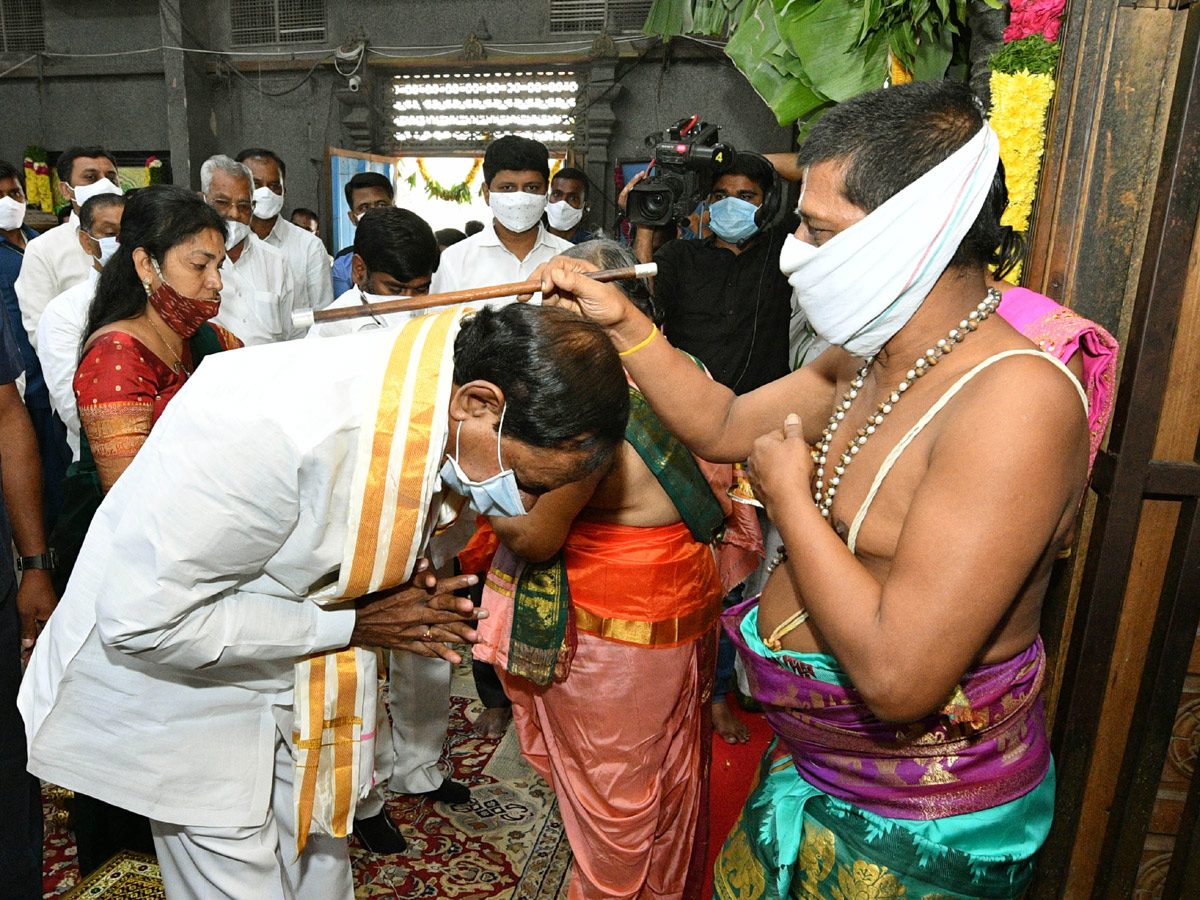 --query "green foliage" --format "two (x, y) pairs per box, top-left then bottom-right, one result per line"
(644, 0), (1001, 133)
(988, 34), (1061, 76)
